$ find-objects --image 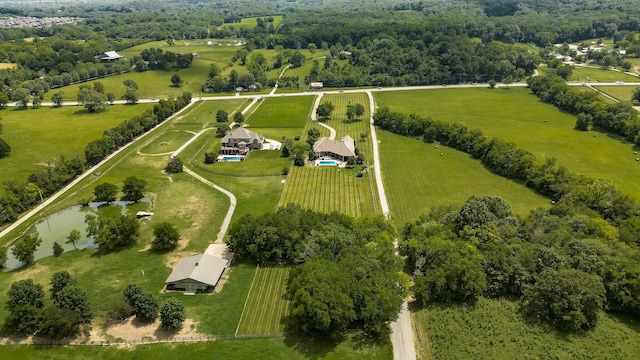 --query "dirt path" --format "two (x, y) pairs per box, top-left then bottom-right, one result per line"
(310, 93), (337, 140)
